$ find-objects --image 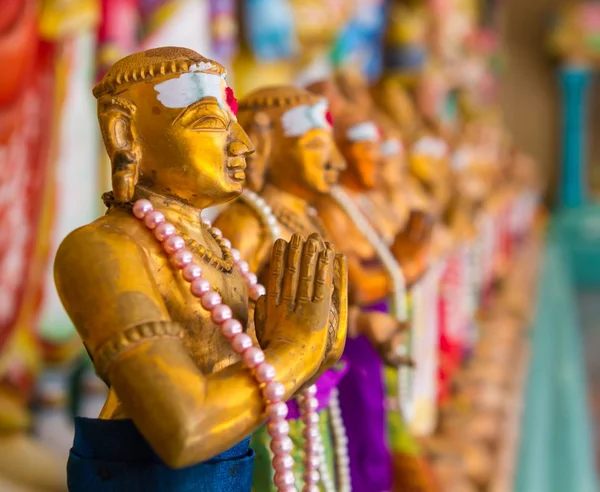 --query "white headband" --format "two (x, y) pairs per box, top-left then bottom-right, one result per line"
(347, 121), (380, 142)
(381, 138), (404, 157)
(281, 98), (331, 137)
(154, 64), (230, 112)
(412, 136), (448, 159)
